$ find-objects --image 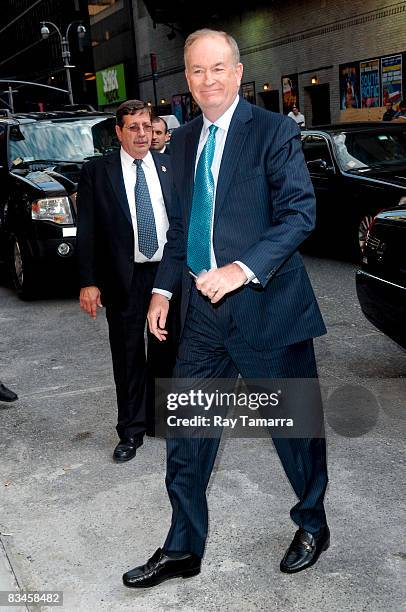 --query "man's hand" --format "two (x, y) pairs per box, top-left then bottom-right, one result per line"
(80, 286), (103, 319)
(195, 263), (247, 303)
(148, 293), (170, 341)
